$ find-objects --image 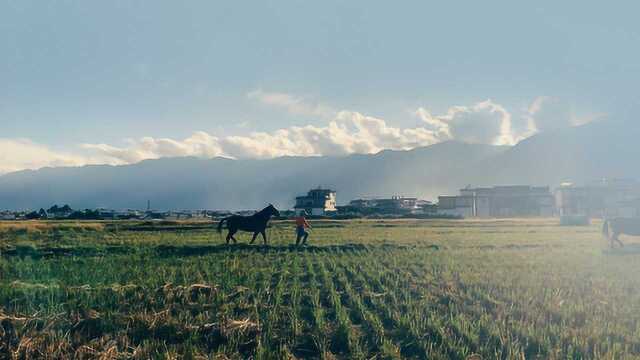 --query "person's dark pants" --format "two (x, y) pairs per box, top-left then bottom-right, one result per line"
(296, 226), (309, 245)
